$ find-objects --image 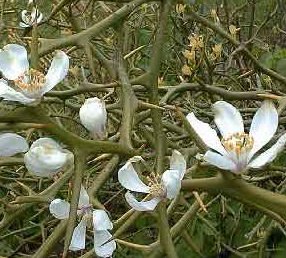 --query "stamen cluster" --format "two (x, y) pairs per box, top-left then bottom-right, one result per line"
(14, 68), (45, 93)
(147, 172), (166, 198)
(222, 132), (254, 156)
